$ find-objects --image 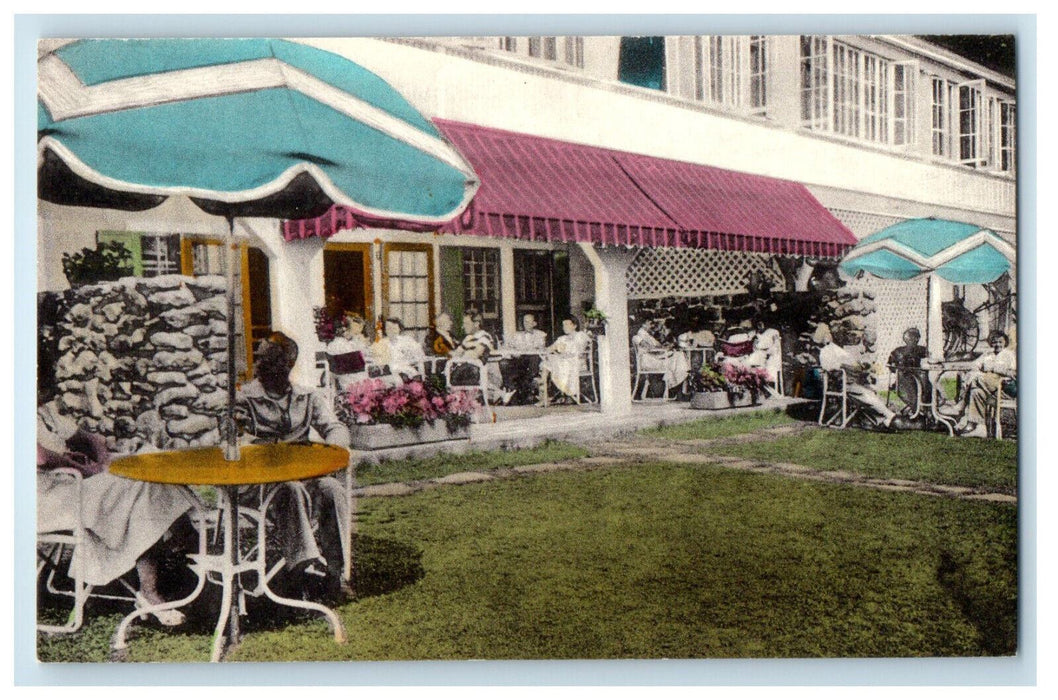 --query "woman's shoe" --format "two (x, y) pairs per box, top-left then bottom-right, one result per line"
(135, 592), (186, 627)
(960, 423), (988, 439)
